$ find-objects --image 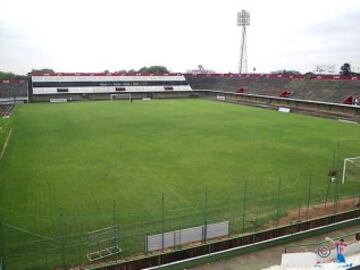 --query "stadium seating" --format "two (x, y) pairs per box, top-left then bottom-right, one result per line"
(185, 75), (360, 104)
(0, 80), (28, 100)
(343, 96), (353, 105)
(0, 104), (14, 117)
(279, 91), (291, 98)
